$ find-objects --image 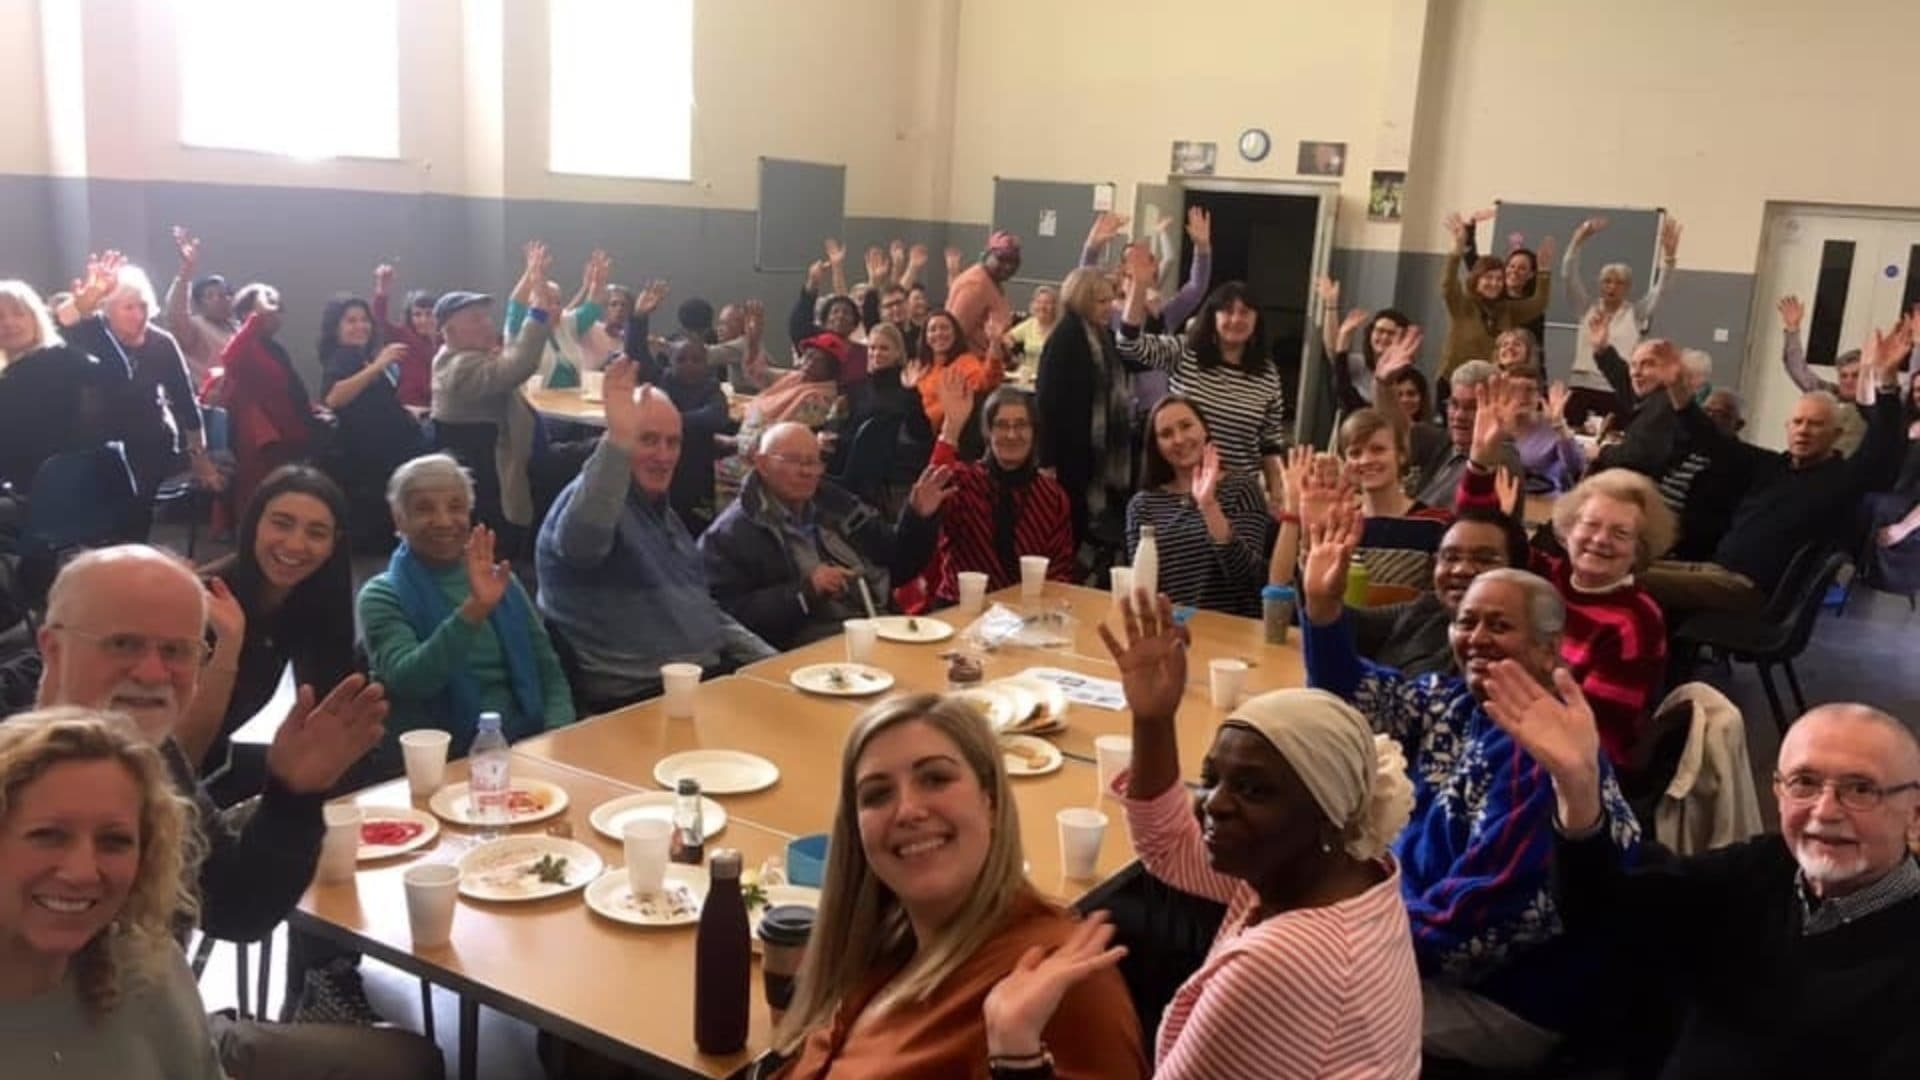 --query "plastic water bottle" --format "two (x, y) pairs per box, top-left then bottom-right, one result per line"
(469, 712), (511, 839)
(1133, 525), (1160, 600)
